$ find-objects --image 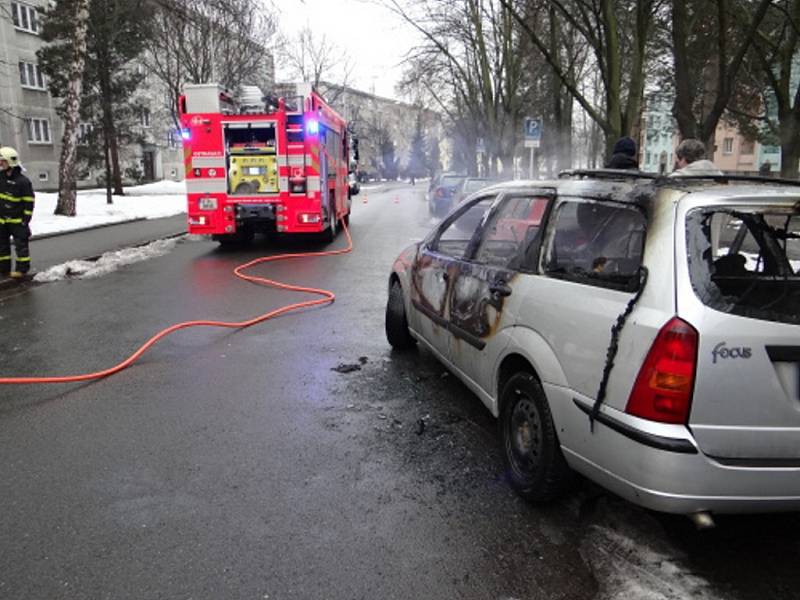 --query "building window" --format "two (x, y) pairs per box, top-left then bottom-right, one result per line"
(26, 118), (52, 144)
(38, 171), (49, 182)
(140, 108), (151, 128)
(78, 122), (93, 144)
(645, 151), (651, 165)
(723, 137), (734, 155)
(740, 139), (755, 155)
(11, 2), (39, 34)
(167, 129), (180, 149)
(19, 61), (46, 90)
